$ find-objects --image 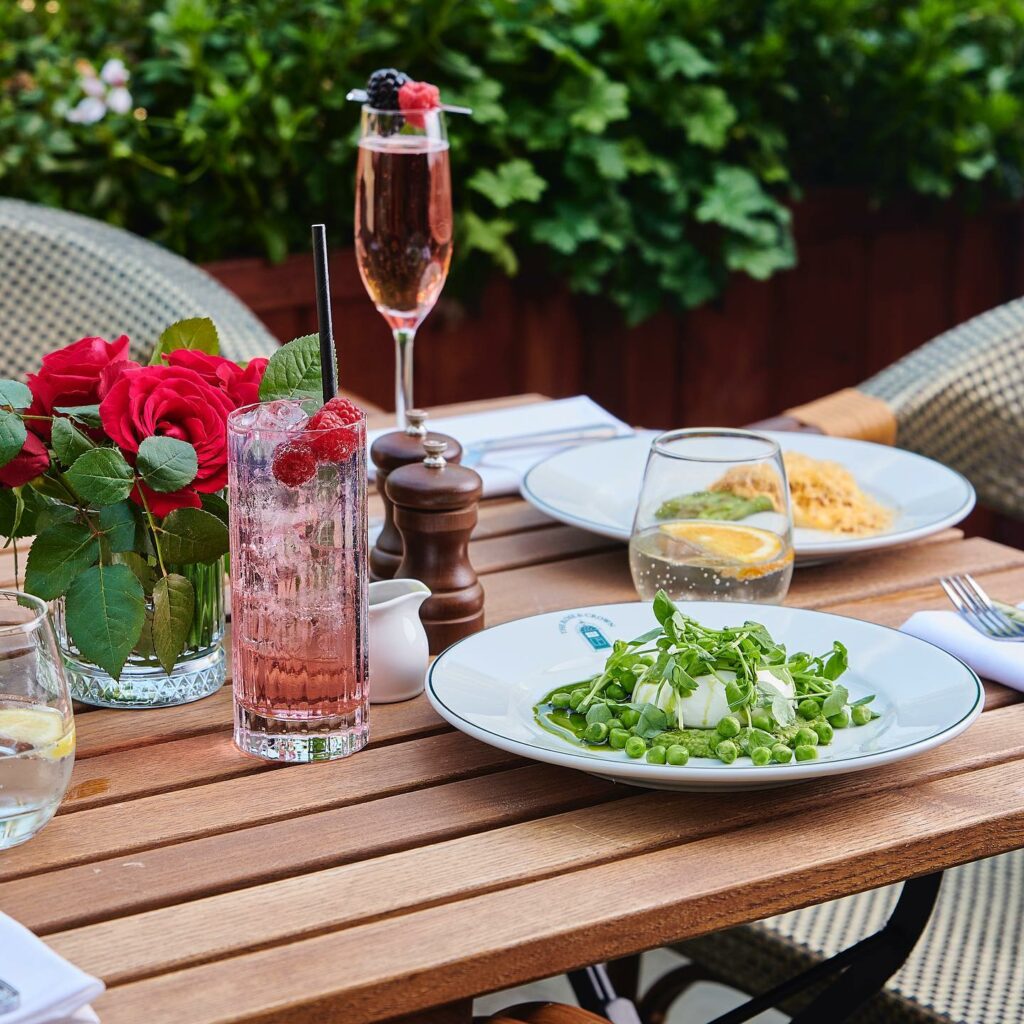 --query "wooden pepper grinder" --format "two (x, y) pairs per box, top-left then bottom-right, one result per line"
(369, 410), (462, 581)
(386, 439), (484, 654)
